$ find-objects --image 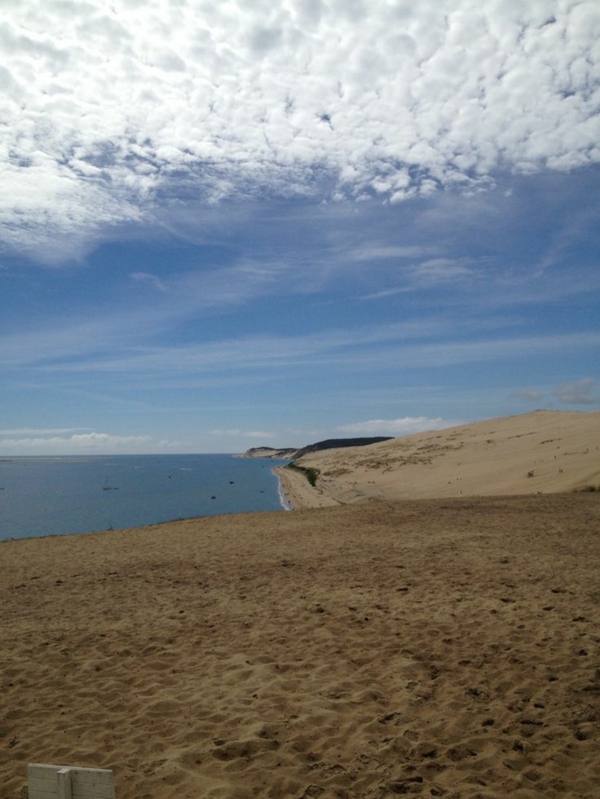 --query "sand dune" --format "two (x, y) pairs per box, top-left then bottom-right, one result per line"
(277, 411), (600, 509)
(2, 493), (600, 798)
